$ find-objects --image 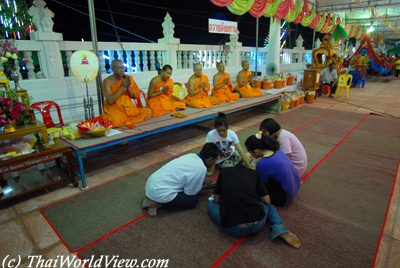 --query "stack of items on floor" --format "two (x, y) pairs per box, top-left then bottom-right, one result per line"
(281, 91), (306, 111)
